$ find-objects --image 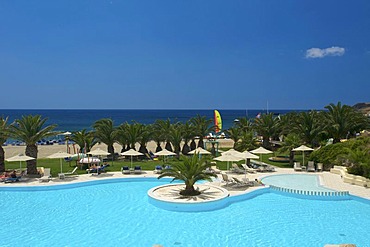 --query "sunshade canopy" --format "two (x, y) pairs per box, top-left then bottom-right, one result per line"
(6, 154), (35, 162)
(87, 148), (111, 156)
(250, 147), (273, 154)
(121, 149), (143, 156)
(47, 151), (71, 159)
(154, 149), (176, 156)
(188, 147), (211, 155)
(238, 151), (259, 159)
(292, 145), (314, 152)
